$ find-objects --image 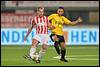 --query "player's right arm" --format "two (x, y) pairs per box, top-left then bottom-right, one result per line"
(63, 16), (82, 25)
(24, 18), (35, 41)
(24, 25), (33, 41)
